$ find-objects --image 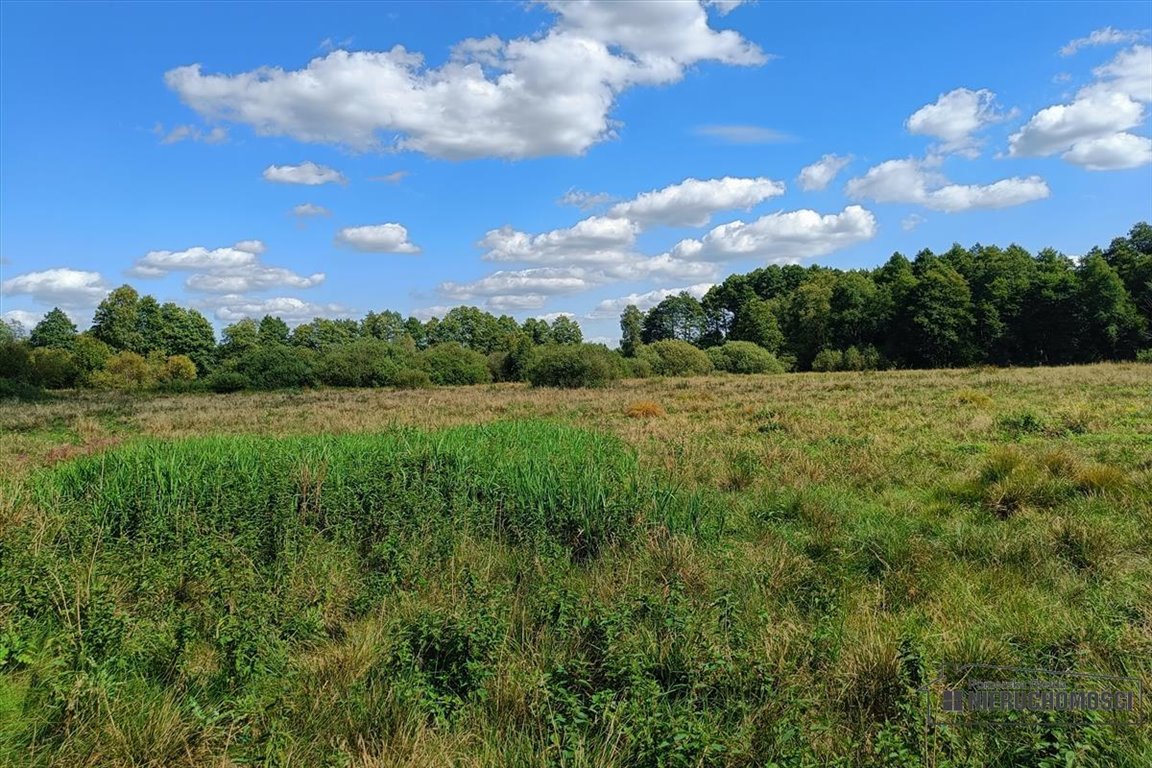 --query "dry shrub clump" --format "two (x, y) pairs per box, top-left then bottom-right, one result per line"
(626, 400), (666, 418)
